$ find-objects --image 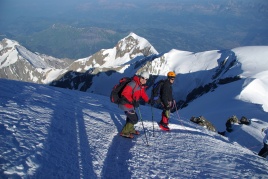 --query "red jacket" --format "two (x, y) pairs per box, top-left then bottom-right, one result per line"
(120, 75), (149, 110)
